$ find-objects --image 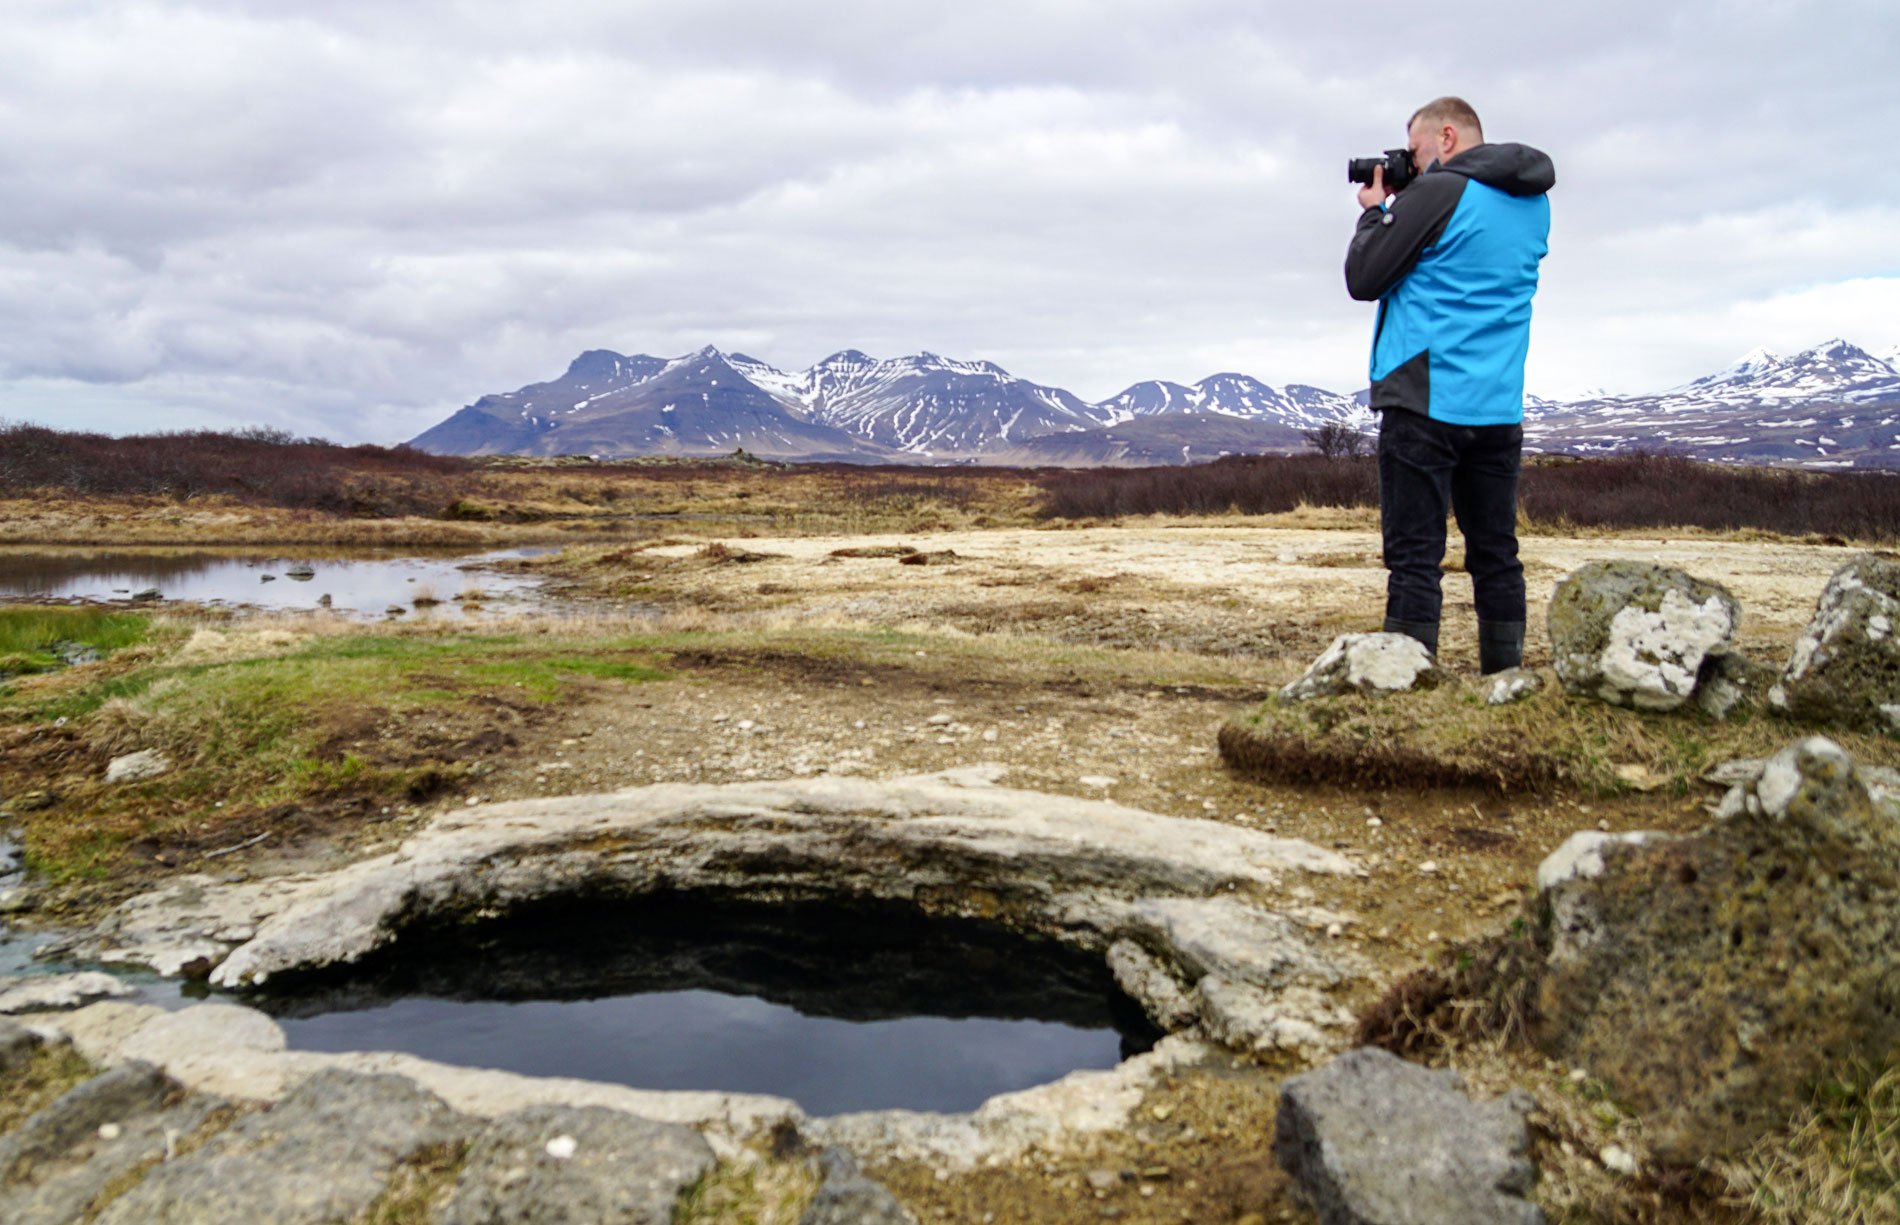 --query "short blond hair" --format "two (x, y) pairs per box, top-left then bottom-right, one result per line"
(1409, 96), (1483, 140)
